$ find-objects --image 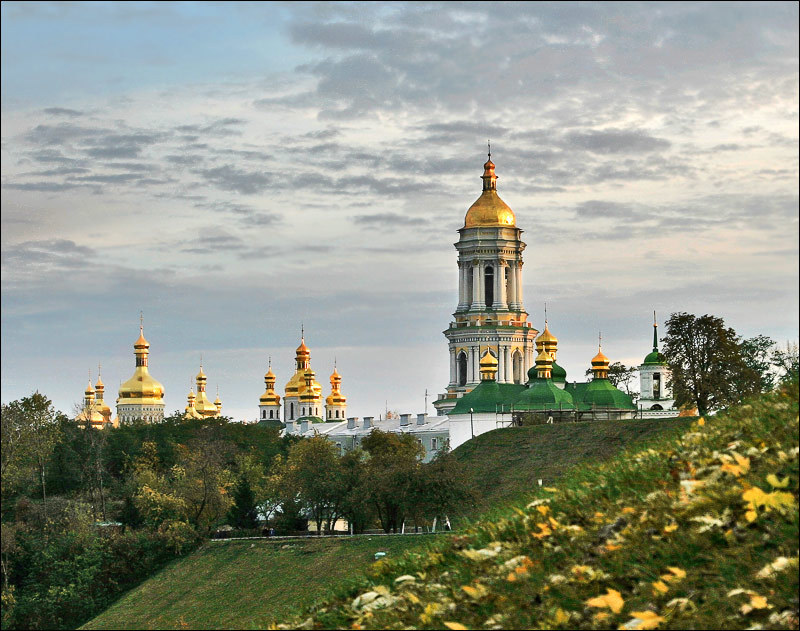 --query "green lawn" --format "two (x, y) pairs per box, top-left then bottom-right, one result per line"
(81, 535), (431, 630)
(455, 416), (693, 519)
